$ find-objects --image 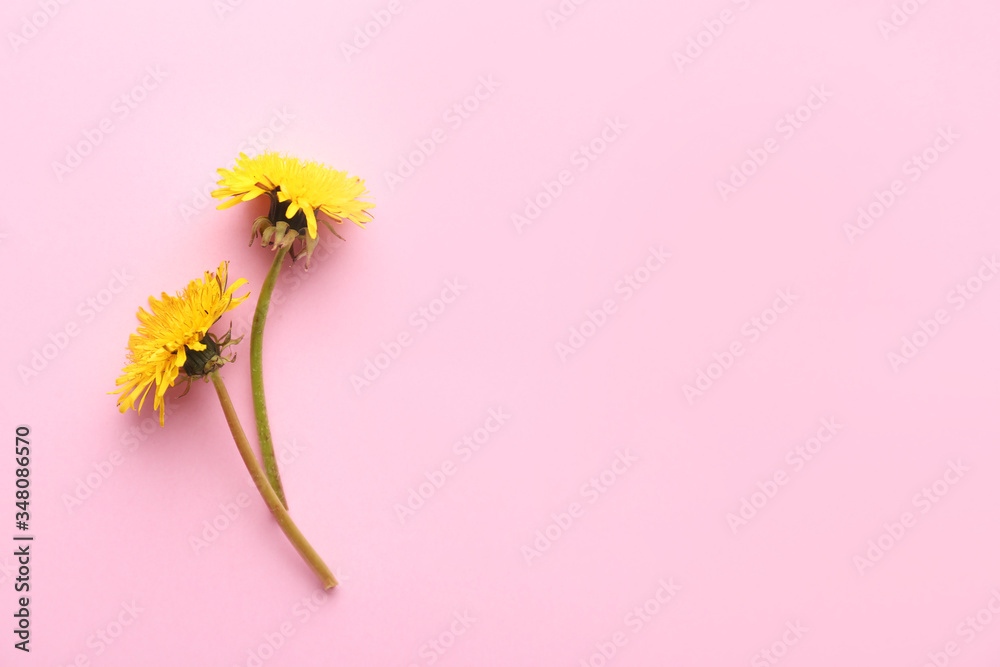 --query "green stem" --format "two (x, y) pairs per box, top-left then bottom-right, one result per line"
(252, 245), (291, 509)
(210, 370), (337, 590)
